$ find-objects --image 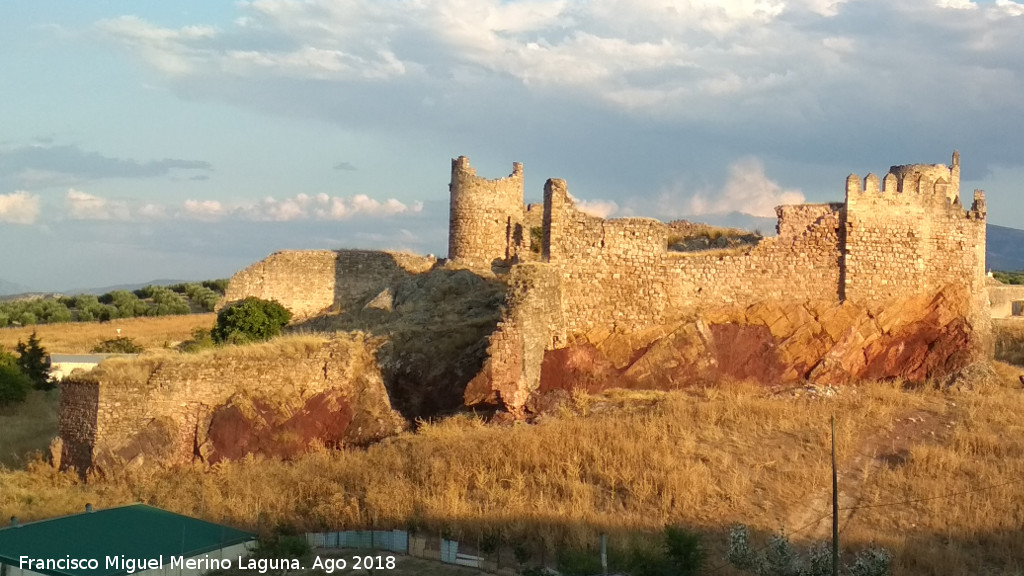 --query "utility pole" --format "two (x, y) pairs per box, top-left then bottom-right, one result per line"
(832, 414), (839, 576)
